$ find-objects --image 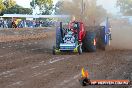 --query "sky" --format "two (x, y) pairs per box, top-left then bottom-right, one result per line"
(15, 0), (119, 14)
(97, 0), (119, 14)
(15, 0), (57, 8)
